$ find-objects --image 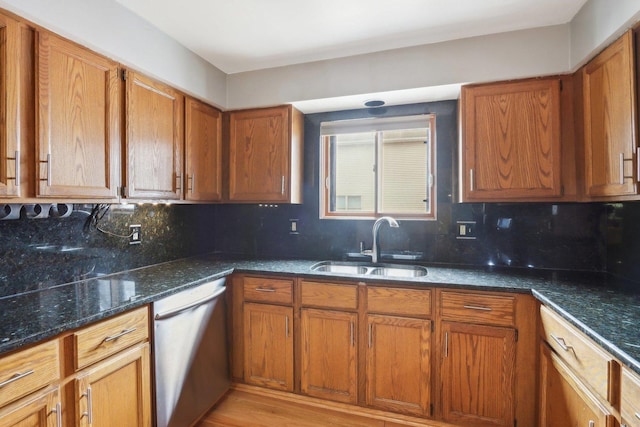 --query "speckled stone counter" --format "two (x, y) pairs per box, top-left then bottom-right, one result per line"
(1, 255), (639, 376)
